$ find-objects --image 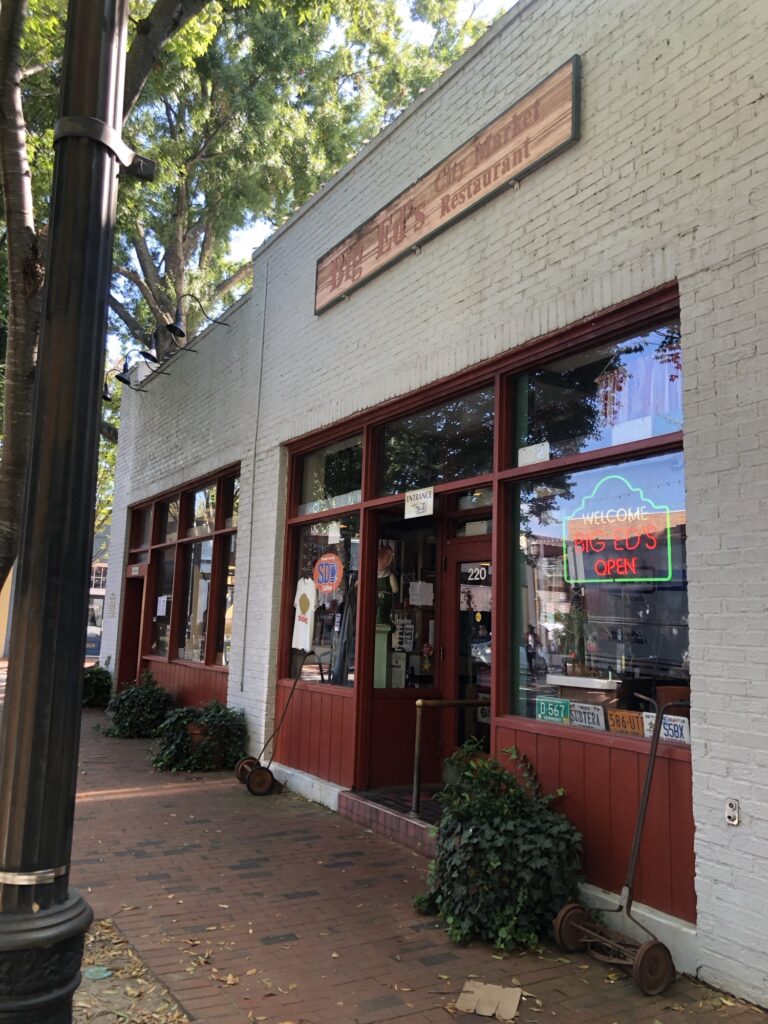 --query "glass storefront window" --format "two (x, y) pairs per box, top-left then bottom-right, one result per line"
(178, 540), (213, 661)
(215, 535), (236, 665)
(373, 514), (438, 690)
(151, 549), (175, 656)
(513, 324), (682, 465)
(511, 451), (689, 741)
(290, 513), (360, 684)
(189, 486), (216, 537)
(131, 507), (151, 549)
(157, 498), (179, 544)
(86, 596), (104, 657)
(299, 436), (362, 515)
(379, 387), (494, 495)
(222, 476), (240, 529)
